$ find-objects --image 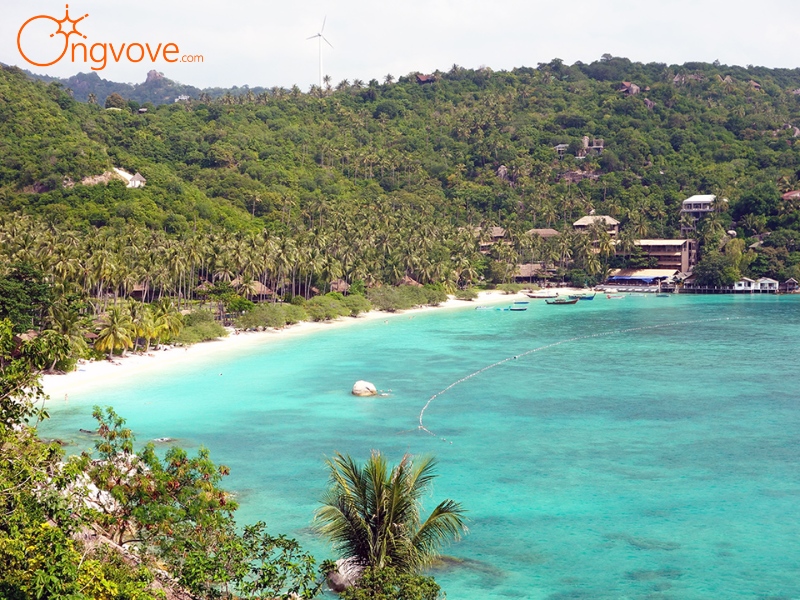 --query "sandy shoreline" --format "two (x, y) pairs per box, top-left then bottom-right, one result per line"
(41, 287), (583, 401)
